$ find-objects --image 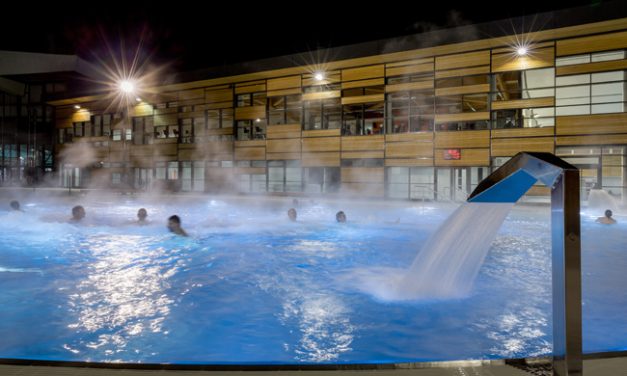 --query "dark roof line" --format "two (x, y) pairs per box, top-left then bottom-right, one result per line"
(168, 2), (627, 85)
